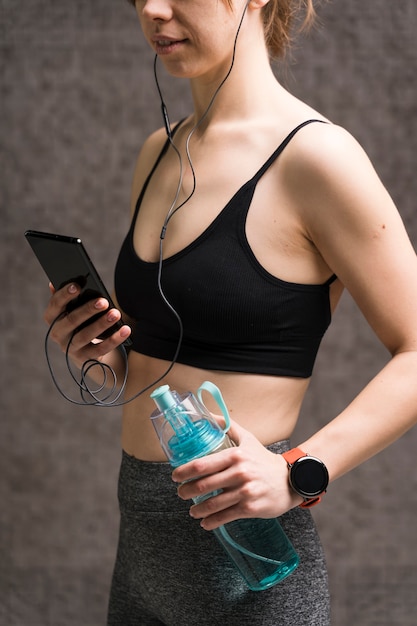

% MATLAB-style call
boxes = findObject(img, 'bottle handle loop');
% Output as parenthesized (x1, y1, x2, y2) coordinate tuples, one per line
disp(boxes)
(197, 381, 231, 434)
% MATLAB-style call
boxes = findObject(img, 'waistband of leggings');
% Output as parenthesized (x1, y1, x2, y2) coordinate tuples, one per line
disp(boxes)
(118, 439, 290, 514)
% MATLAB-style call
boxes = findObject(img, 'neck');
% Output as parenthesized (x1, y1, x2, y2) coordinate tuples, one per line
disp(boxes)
(189, 24, 281, 127)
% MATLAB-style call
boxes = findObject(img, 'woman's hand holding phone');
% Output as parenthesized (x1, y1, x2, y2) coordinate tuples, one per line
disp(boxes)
(44, 281, 131, 372)
(25, 230, 132, 375)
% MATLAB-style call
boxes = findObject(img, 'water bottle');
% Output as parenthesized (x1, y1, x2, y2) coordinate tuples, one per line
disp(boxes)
(150, 381, 299, 591)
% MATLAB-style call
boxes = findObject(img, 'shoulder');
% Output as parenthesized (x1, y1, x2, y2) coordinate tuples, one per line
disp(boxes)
(279, 121, 393, 229)
(278, 121, 416, 308)
(281, 122, 374, 190)
(134, 125, 170, 170)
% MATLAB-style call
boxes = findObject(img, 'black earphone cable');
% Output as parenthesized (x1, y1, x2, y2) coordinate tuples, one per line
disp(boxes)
(45, 309, 182, 407)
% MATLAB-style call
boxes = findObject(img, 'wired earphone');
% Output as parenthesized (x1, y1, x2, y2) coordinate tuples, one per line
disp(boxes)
(45, 0, 250, 408)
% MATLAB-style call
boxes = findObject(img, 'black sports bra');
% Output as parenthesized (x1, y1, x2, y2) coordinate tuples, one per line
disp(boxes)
(115, 119, 336, 378)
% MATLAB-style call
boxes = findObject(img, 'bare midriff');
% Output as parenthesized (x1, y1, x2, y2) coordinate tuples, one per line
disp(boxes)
(121, 351, 310, 461)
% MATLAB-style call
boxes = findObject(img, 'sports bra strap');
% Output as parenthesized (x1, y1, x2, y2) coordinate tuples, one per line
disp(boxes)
(249, 119, 327, 186)
(324, 273, 338, 286)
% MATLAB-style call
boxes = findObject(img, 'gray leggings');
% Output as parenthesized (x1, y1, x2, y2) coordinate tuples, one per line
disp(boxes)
(107, 442, 330, 626)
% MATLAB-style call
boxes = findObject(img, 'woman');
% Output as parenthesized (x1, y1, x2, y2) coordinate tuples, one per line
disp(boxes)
(44, 0, 417, 624)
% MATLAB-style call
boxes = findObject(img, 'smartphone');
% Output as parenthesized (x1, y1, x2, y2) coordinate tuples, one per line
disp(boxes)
(25, 229, 132, 346)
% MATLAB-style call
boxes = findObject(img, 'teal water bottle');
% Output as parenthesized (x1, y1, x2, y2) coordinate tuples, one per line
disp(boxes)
(150, 381, 299, 591)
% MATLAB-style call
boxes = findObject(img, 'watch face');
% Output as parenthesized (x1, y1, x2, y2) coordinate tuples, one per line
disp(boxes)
(291, 457, 329, 498)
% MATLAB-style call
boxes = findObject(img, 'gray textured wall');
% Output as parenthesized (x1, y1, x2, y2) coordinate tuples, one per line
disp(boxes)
(1, 1, 417, 624)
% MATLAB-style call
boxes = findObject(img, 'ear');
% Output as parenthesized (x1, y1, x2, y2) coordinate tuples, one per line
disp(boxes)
(248, 0, 271, 9)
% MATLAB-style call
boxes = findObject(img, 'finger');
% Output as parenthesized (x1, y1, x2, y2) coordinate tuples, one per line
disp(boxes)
(67, 304, 132, 352)
(172, 447, 236, 484)
(226, 418, 256, 447)
(199, 500, 263, 531)
(56, 282, 80, 306)
(64, 298, 113, 343)
(190, 489, 241, 522)
(44, 283, 80, 325)
(176, 461, 238, 501)
(199, 509, 249, 531)
(75, 323, 132, 359)
(48, 297, 108, 350)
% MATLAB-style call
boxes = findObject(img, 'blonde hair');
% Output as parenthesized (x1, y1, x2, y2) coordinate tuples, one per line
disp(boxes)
(125, 0, 317, 59)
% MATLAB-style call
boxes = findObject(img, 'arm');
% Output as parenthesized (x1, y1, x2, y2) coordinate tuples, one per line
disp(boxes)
(173, 124, 417, 527)
(289, 123, 417, 479)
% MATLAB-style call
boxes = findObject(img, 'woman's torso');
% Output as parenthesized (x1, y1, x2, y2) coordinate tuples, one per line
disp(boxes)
(116, 113, 343, 461)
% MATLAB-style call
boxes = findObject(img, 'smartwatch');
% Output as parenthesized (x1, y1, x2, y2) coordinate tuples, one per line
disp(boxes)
(282, 447, 329, 508)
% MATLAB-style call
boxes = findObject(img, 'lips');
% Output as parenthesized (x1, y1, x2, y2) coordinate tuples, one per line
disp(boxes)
(152, 35, 187, 55)
(156, 39, 177, 46)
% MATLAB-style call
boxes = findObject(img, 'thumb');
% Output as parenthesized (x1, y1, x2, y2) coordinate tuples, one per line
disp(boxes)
(226, 418, 253, 446)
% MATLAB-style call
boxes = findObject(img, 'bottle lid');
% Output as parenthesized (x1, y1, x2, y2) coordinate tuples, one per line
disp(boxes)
(168, 419, 225, 466)
(150, 385, 226, 466)
(151, 385, 176, 413)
